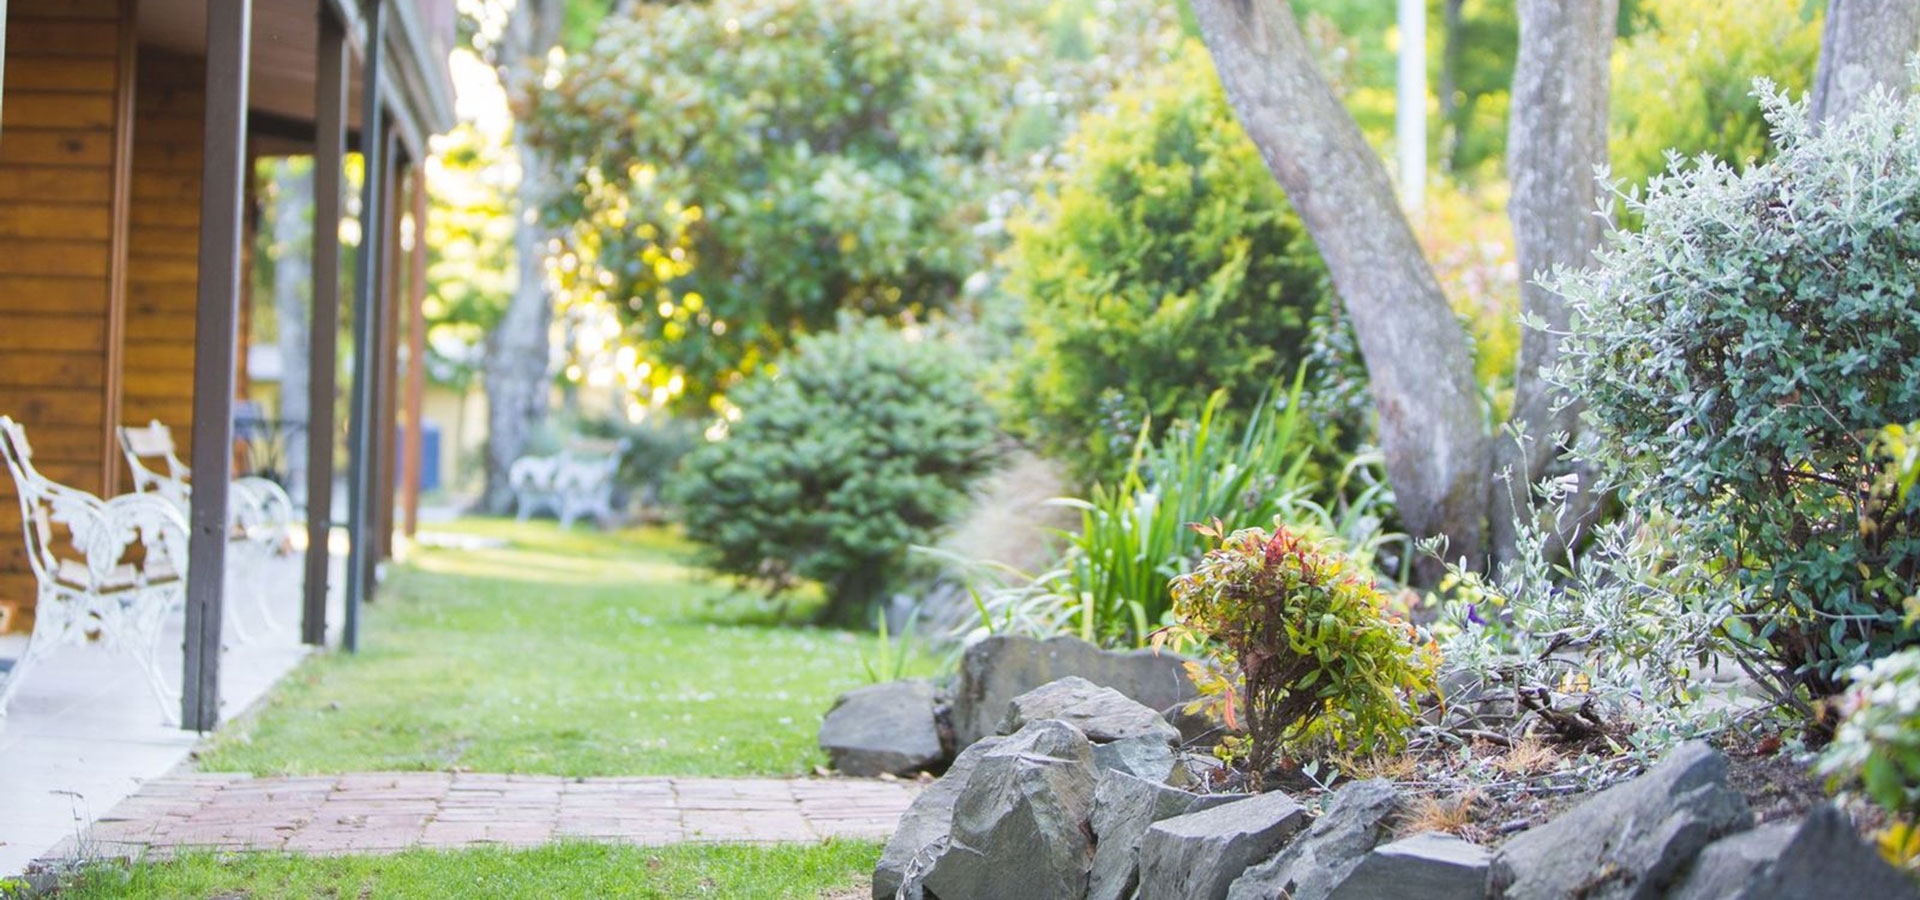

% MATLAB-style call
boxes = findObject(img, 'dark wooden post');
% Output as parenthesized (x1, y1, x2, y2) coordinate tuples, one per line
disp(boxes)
(401, 162, 428, 538)
(184, 0, 252, 731)
(344, 0, 387, 653)
(374, 137, 404, 562)
(302, 4, 348, 648)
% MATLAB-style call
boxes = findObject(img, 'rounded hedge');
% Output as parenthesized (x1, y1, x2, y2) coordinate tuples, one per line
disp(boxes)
(1002, 43, 1332, 484)
(669, 318, 998, 627)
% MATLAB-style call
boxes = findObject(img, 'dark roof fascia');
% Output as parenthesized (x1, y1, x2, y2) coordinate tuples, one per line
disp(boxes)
(322, 0, 454, 160)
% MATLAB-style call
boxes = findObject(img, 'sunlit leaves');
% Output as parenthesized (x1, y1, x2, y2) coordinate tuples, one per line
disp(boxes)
(530, 0, 1028, 412)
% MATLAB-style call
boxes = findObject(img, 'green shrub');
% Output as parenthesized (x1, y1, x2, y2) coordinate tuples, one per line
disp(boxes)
(1002, 43, 1333, 484)
(956, 377, 1402, 649)
(1550, 85, 1920, 710)
(1164, 523, 1438, 777)
(669, 319, 998, 627)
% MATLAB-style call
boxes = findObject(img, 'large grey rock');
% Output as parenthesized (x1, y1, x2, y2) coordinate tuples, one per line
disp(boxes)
(1329, 832, 1490, 900)
(1002, 676, 1181, 745)
(1088, 771, 1245, 900)
(873, 736, 1005, 900)
(1139, 791, 1309, 900)
(955, 635, 1195, 746)
(1227, 778, 1401, 900)
(1671, 804, 1919, 900)
(1492, 741, 1751, 900)
(921, 720, 1100, 900)
(1091, 734, 1179, 783)
(820, 680, 948, 778)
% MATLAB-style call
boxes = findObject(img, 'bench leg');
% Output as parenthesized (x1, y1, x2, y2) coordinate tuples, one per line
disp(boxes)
(0, 589, 79, 718)
(135, 586, 182, 727)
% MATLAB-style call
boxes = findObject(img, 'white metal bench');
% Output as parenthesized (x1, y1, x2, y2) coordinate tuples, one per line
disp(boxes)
(510, 442, 622, 529)
(0, 416, 190, 724)
(117, 420, 298, 641)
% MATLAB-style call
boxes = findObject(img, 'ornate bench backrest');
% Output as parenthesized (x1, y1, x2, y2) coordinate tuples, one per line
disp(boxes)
(118, 420, 192, 509)
(1, 416, 72, 590)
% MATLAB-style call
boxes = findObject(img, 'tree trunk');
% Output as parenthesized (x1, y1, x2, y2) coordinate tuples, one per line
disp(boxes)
(1190, 0, 1491, 576)
(271, 159, 314, 505)
(479, 132, 558, 514)
(1491, 0, 1617, 563)
(1811, 0, 1920, 126)
(1439, 0, 1465, 172)
(476, 0, 566, 515)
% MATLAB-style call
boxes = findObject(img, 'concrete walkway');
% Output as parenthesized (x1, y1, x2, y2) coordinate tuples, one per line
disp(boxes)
(49, 771, 920, 861)
(0, 583, 317, 877)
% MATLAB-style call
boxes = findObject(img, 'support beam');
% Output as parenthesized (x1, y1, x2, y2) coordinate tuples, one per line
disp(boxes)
(374, 136, 405, 562)
(0, 1, 8, 131)
(401, 162, 429, 538)
(303, 5, 348, 648)
(183, 0, 252, 732)
(344, 0, 387, 653)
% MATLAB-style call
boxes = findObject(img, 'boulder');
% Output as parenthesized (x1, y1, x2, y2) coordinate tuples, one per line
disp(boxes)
(1491, 741, 1751, 900)
(1328, 831, 1490, 900)
(1138, 790, 1309, 900)
(1671, 804, 1919, 900)
(920, 720, 1100, 900)
(1001, 676, 1181, 744)
(820, 680, 949, 778)
(1088, 771, 1244, 900)
(1227, 779, 1400, 900)
(873, 736, 1005, 900)
(1091, 734, 1179, 784)
(954, 635, 1195, 746)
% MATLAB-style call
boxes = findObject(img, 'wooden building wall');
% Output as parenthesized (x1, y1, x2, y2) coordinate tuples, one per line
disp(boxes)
(0, 0, 133, 631)
(121, 49, 203, 446)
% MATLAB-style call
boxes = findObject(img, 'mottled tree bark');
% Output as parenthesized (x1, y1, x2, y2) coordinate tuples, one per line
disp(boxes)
(1811, 0, 1920, 126)
(1190, 0, 1491, 575)
(270, 160, 314, 505)
(478, 1, 566, 514)
(1491, 0, 1617, 563)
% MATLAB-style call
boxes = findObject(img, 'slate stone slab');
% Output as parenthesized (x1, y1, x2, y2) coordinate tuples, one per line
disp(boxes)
(1227, 778, 1400, 900)
(873, 736, 1005, 900)
(1491, 741, 1751, 900)
(1138, 790, 1309, 900)
(1088, 771, 1245, 900)
(820, 680, 948, 778)
(1091, 734, 1180, 784)
(1001, 676, 1181, 745)
(1671, 803, 1920, 900)
(1329, 831, 1490, 900)
(921, 720, 1100, 900)
(954, 635, 1195, 747)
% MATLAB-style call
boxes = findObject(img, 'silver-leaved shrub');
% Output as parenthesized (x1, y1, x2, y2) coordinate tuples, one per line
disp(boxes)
(1549, 81, 1920, 712)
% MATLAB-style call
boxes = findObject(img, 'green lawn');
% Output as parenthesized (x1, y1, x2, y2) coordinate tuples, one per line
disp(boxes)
(41, 841, 880, 899)
(197, 518, 937, 777)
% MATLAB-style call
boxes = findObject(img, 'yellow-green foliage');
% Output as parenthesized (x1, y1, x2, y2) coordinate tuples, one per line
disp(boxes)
(1163, 523, 1438, 777)
(1004, 44, 1331, 484)
(1610, 0, 1821, 196)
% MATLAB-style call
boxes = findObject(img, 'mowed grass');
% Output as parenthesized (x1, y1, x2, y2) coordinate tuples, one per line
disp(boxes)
(46, 840, 882, 899)
(197, 518, 937, 777)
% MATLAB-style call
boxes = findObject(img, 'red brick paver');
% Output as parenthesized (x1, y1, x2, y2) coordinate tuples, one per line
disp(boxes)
(49, 773, 920, 861)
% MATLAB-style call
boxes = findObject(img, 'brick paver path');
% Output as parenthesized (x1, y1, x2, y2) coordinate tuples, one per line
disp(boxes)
(53, 772, 920, 859)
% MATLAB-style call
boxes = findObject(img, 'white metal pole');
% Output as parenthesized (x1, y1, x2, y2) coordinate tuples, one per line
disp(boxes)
(1396, 0, 1428, 215)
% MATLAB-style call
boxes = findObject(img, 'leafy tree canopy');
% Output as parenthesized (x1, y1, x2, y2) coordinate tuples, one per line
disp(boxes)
(530, 0, 1028, 412)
